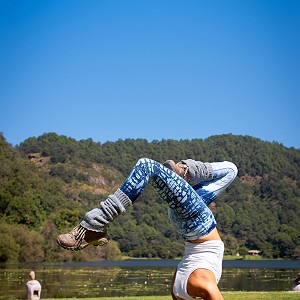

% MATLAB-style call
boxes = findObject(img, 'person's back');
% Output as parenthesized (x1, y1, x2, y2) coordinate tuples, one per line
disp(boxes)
(26, 271, 41, 300)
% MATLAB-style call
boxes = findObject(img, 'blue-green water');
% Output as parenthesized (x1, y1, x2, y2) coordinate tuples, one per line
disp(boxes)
(1, 260, 299, 299)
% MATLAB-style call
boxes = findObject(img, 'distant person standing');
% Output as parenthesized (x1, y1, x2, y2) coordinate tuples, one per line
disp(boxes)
(292, 273, 300, 292)
(26, 271, 41, 300)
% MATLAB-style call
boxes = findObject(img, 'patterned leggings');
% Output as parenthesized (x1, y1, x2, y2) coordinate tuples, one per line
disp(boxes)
(119, 158, 237, 240)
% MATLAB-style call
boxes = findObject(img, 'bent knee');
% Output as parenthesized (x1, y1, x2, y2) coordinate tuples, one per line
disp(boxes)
(223, 161, 238, 177)
(137, 157, 154, 165)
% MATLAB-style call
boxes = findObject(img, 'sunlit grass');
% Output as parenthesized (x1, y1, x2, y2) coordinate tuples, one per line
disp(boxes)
(43, 291, 300, 300)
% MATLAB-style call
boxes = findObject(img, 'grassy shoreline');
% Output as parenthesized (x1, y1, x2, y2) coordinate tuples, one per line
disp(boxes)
(122, 255, 279, 260)
(42, 291, 300, 300)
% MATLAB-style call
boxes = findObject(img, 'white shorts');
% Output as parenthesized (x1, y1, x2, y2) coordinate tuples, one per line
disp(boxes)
(173, 240, 224, 300)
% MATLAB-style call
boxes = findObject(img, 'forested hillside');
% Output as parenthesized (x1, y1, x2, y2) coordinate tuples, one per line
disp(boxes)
(0, 132, 299, 262)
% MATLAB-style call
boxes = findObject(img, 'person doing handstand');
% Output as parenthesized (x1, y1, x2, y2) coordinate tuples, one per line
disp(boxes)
(57, 158, 238, 300)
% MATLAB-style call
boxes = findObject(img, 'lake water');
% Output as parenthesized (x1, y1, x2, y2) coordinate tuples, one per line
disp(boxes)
(1, 260, 299, 299)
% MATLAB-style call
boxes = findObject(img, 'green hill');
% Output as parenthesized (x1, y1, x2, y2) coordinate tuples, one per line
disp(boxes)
(0, 132, 299, 262)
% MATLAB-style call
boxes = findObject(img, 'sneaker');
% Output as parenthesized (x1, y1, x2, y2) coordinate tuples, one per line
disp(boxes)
(163, 160, 191, 182)
(57, 225, 108, 251)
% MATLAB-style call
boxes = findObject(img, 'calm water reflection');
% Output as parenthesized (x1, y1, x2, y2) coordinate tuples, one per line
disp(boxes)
(0, 260, 299, 299)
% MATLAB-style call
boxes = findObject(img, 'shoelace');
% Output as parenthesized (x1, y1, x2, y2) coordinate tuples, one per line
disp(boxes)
(182, 165, 189, 179)
(177, 162, 189, 180)
(73, 225, 86, 245)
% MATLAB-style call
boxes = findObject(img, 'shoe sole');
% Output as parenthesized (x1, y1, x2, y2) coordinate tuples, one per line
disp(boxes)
(56, 237, 109, 251)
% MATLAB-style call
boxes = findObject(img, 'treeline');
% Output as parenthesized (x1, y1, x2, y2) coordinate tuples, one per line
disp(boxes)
(0, 132, 299, 262)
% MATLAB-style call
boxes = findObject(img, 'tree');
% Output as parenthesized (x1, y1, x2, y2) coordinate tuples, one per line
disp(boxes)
(0, 132, 299, 261)
(272, 232, 295, 258)
(0, 224, 20, 262)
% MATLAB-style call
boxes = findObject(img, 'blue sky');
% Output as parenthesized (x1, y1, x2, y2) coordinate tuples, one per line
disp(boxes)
(1, 0, 299, 148)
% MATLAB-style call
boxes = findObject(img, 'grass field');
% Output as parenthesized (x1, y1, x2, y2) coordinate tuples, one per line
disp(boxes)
(42, 291, 300, 300)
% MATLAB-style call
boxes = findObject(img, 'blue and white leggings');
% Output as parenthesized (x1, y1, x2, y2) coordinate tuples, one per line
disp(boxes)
(119, 158, 237, 240)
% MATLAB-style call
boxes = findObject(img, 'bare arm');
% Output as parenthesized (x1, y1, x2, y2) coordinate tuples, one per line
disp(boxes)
(187, 268, 224, 300)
